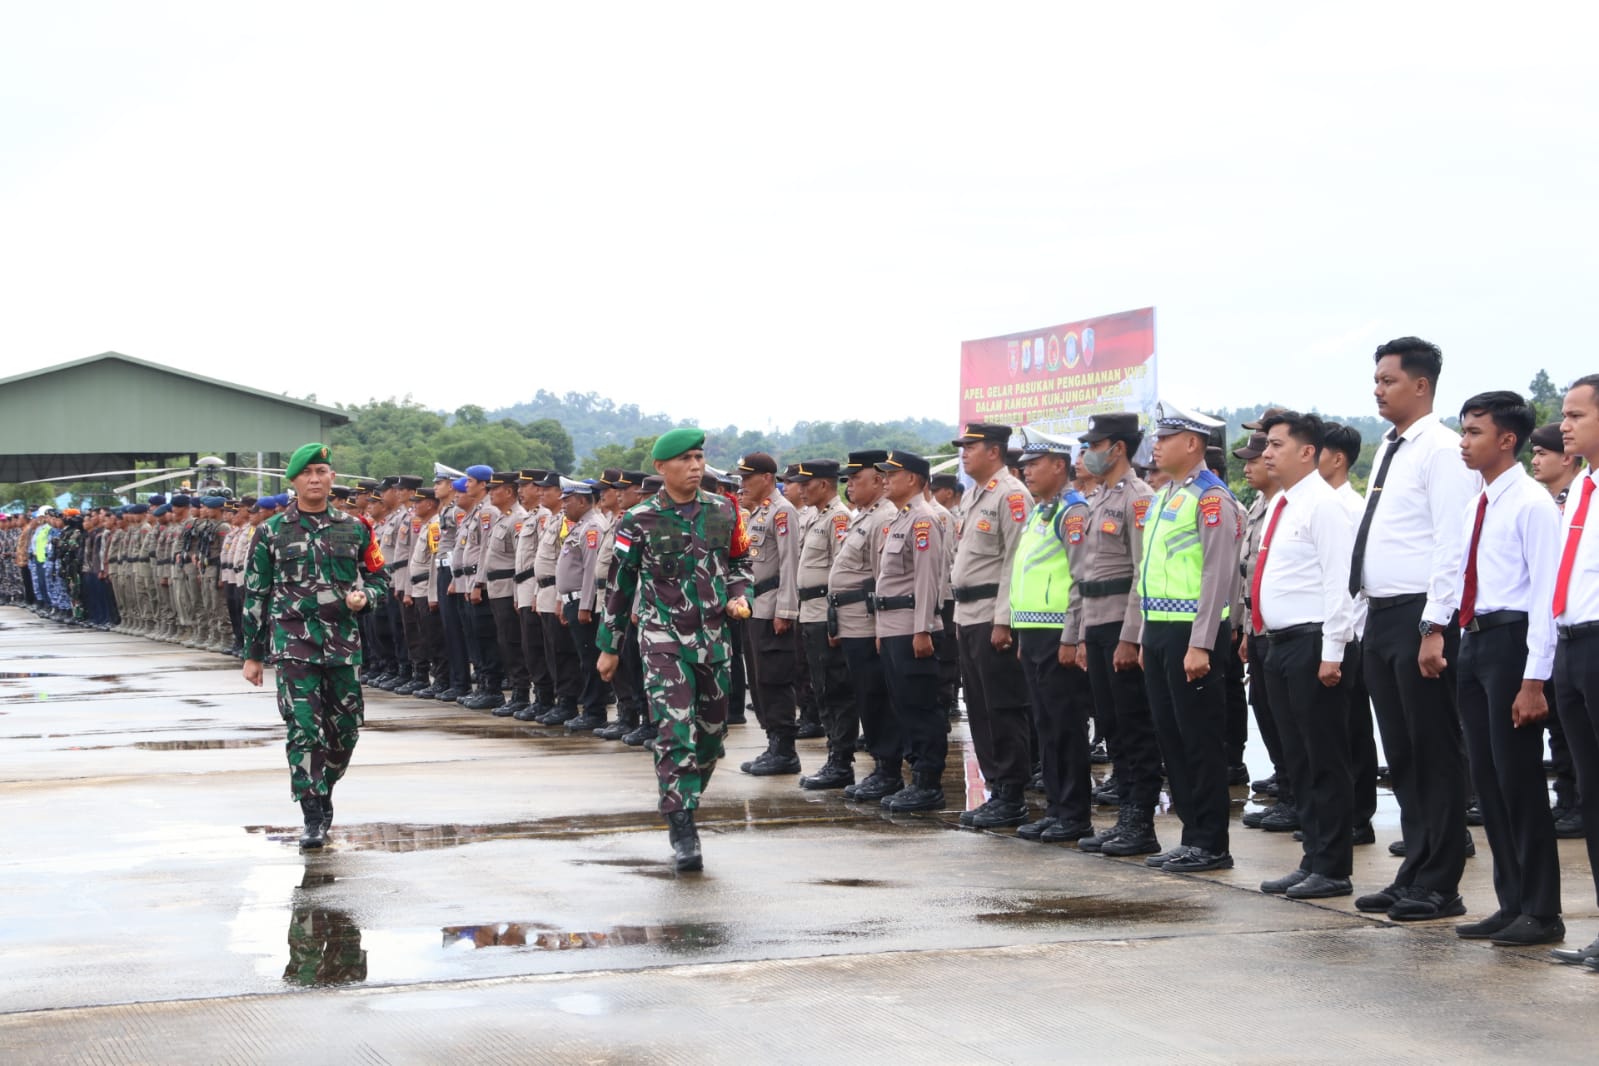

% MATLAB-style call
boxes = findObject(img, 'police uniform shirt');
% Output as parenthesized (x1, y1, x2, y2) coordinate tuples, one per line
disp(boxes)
(1355, 411, 1480, 625)
(391, 504, 416, 588)
(483, 503, 525, 600)
(1464, 465, 1560, 679)
(1144, 464, 1241, 644)
(795, 496, 851, 625)
(514, 506, 547, 611)
(1256, 471, 1356, 663)
(875, 495, 945, 638)
(449, 501, 477, 595)
(556, 507, 604, 602)
(1062, 473, 1155, 645)
(827, 496, 895, 640)
(582, 509, 618, 611)
(407, 512, 435, 600)
(925, 496, 956, 606)
(466, 499, 503, 594)
(534, 508, 564, 613)
(747, 494, 801, 622)
(950, 470, 1031, 626)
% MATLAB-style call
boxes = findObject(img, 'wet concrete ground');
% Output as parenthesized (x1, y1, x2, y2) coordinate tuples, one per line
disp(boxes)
(2, 606, 1596, 1063)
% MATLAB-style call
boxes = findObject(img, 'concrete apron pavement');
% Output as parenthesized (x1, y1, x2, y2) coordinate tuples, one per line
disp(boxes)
(1, 607, 1596, 1063)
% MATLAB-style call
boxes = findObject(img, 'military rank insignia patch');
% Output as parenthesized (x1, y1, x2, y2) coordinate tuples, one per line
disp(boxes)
(913, 518, 932, 551)
(1007, 492, 1027, 522)
(976, 518, 992, 533)
(1065, 515, 1086, 544)
(1133, 499, 1150, 528)
(585, 529, 599, 549)
(985, 477, 998, 491)
(1101, 519, 1118, 535)
(1198, 494, 1223, 526)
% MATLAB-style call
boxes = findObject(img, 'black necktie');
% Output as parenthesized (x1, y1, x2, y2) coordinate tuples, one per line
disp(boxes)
(1348, 434, 1405, 596)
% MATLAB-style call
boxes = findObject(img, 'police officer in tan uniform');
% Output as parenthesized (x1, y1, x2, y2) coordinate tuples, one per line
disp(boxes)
(480, 471, 530, 715)
(511, 470, 557, 721)
(532, 471, 582, 724)
(949, 423, 1034, 828)
(788, 460, 856, 789)
(737, 452, 804, 776)
(556, 478, 611, 731)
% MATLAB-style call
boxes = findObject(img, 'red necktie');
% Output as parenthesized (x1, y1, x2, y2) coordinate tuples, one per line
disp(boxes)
(1553, 475, 1596, 618)
(1250, 495, 1287, 636)
(1458, 492, 1488, 627)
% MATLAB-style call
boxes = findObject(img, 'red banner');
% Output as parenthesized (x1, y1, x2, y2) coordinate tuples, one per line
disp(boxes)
(959, 307, 1157, 436)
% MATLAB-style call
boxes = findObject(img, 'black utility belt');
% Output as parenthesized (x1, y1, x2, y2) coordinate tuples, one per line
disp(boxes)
(1078, 577, 1133, 598)
(1463, 609, 1527, 634)
(1558, 620, 1599, 641)
(828, 581, 876, 610)
(753, 575, 780, 597)
(409, 574, 429, 585)
(1366, 592, 1426, 611)
(1265, 622, 1322, 644)
(451, 564, 479, 577)
(952, 583, 999, 604)
(537, 576, 557, 588)
(485, 569, 514, 581)
(385, 561, 402, 572)
(513, 567, 537, 584)
(875, 594, 915, 611)
(797, 585, 829, 602)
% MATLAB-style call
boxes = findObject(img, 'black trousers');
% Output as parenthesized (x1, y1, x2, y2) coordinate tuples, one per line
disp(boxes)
(1363, 596, 1466, 896)
(1083, 621, 1162, 810)
(517, 606, 555, 705)
(728, 619, 748, 718)
(226, 585, 243, 645)
(412, 597, 444, 681)
(614, 620, 646, 726)
(380, 590, 407, 673)
(438, 578, 470, 689)
(1223, 627, 1249, 767)
(1143, 620, 1231, 855)
(1246, 632, 1291, 801)
(935, 600, 959, 712)
(391, 588, 417, 675)
(1263, 630, 1354, 879)
(842, 636, 893, 766)
(1346, 640, 1378, 827)
(801, 621, 857, 757)
(1545, 681, 1579, 810)
(1461, 622, 1561, 918)
(794, 625, 817, 725)
(453, 592, 483, 677)
(1018, 629, 1092, 824)
(560, 600, 607, 712)
(743, 617, 797, 741)
(1554, 631, 1599, 906)
(540, 610, 581, 707)
(880, 634, 947, 778)
(467, 596, 501, 685)
(956, 620, 1033, 792)
(489, 596, 528, 688)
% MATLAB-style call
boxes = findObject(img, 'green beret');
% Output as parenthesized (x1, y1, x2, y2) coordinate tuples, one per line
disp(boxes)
(285, 442, 332, 481)
(651, 427, 706, 462)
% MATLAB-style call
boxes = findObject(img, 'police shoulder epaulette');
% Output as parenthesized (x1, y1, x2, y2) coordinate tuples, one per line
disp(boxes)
(1063, 489, 1087, 508)
(1193, 469, 1232, 496)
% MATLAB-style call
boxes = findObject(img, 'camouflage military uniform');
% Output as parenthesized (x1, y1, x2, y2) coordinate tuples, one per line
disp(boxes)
(598, 488, 751, 813)
(243, 501, 388, 802)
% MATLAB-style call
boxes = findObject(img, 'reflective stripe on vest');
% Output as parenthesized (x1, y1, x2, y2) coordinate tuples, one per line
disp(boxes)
(1139, 484, 1227, 623)
(1008, 502, 1073, 628)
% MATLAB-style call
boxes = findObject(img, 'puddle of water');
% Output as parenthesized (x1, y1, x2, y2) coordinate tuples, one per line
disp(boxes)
(283, 906, 367, 986)
(134, 738, 274, 751)
(809, 878, 896, 888)
(0, 672, 56, 679)
(971, 892, 1204, 927)
(442, 921, 728, 954)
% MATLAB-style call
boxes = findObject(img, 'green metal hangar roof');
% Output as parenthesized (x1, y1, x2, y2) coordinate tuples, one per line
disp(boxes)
(0, 352, 350, 483)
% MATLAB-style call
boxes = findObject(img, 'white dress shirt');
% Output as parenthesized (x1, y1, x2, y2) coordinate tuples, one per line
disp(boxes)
(1460, 464, 1559, 680)
(1334, 480, 1369, 639)
(1258, 471, 1356, 663)
(1355, 411, 1481, 625)
(1555, 465, 1599, 626)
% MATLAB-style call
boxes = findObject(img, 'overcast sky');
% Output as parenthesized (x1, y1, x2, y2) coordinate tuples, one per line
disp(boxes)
(2, 3, 1595, 431)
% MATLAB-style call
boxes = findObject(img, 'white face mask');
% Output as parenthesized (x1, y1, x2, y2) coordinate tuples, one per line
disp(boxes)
(1082, 446, 1116, 478)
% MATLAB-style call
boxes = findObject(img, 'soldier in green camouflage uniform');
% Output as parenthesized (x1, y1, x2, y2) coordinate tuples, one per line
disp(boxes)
(243, 443, 388, 849)
(597, 428, 752, 872)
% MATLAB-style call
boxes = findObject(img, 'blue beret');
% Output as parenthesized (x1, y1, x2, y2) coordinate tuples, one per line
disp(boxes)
(148, 494, 167, 506)
(152, 504, 172, 516)
(452, 477, 468, 492)
(200, 496, 226, 508)
(127, 504, 148, 515)
(170, 494, 192, 507)
(465, 464, 494, 482)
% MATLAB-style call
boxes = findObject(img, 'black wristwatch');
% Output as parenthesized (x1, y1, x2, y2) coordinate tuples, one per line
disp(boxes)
(1418, 618, 1441, 638)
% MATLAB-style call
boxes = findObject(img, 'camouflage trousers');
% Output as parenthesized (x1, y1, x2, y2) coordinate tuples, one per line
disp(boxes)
(645, 652, 729, 814)
(274, 659, 364, 802)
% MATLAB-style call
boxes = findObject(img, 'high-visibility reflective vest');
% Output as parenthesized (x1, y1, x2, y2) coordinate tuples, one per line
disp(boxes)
(1140, 472, 1231, 623)
(1009, 492, 1085, 628)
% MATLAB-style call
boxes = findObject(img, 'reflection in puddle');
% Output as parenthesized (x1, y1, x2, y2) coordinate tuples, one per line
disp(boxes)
(0, 672, 57, 679)
(972, 892, 1203, 927)
(134, 738, 273, 751)
(283, 868, 367, 987)
(443, 922, 728, 954)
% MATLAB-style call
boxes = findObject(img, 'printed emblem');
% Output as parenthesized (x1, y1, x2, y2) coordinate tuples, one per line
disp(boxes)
(480, 513, 492, 528)
(913, 518, 932, 552)
(1198, 493, 1223, 527)
(833, 513, 849, 541)
(774, 510, 789, 536)
(1101, 519, 1119, 535)
(585, 529, 599, 549)
(1007, 492, 1027, 523)
(1065, 514, 1086, 544)
(976, 519, 993, 533)
(412, 521, 421, 533)
(514, 522, 522, 533)
(1132, 499, 1150, 528)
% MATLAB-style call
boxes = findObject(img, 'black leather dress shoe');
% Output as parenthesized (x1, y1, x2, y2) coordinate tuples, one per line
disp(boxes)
(1356, 884, 1405, 913)
(1285, 873, 1353, 899)
(1016, 816, 1059, 841)
(1351, 822, 1376, 846)
(1388, 839, 1407, 857)
(1260, 869, 1310, 894)
(1145, 844, 1191, 868)
(1041, 821, 1093, 844)
(1456, 910, 1514, 939)
(1388, 890, 1466, 921)
(1550, 936, 1599, 964)
(1162, 849, 1233, 873)
(1490, 914, 1565, 947)
(1555, 808, 1585, 838)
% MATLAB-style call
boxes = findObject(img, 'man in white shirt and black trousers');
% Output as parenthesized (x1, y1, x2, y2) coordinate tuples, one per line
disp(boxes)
(1450, 390, 1563, 947)
(1351, 337, 1479, 922)
(1252, 411, 1358, 899)
(1551, 374, 1599, 968)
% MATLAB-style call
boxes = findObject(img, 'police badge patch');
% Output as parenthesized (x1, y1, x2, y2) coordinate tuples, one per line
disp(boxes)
(913, 518, 932, 551)
(1065, 514, 1086, 544)
(1198, 494, 1224, 527)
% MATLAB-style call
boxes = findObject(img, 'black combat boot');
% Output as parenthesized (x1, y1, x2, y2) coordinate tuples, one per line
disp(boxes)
(1093, 776, 1121, 806)
(298, 795, 327, 850)
(967, 783, 1028, 829)
(623, 721, 655, 746)
(513, 699, 547, 722)
(801, 752, 855, 790)
(666, 810, 703, 872)
(538, 701, 578, 725)
(1101, 806, 1161, 856)
(320, 785, 335, 835)
(884, 769, 945, 812)
(566, 704, 608, 732)
(475, 680, 505, 711)
(458, 679, 490, 709)
(497, 686, 529, 717)
(743, 735, 802, 776)
(1079, 805, 1133, 853)
(395, 670, 427, 696)
(843, 759, 904, 801)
